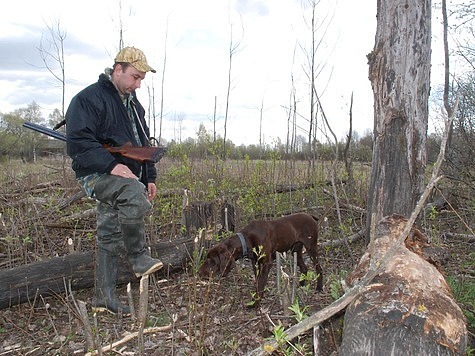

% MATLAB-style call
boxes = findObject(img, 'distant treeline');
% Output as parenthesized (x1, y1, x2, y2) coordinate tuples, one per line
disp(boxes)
(0, 102, 446, 164)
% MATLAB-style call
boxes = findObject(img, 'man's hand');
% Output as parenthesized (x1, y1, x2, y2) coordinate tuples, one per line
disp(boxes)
(147, 182, 157, 201)
(111, 163, 137, 179)
(110, 164, 154, 200)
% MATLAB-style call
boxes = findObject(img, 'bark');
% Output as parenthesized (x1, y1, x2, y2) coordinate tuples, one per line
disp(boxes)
(0, 238, 195, 310)
(366, 0, 431, 233)
(340, 215, 467, 355)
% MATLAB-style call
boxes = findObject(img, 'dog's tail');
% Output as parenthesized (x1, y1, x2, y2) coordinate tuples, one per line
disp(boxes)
(310, 214, 319, 223)
(308, 214, 322, 233)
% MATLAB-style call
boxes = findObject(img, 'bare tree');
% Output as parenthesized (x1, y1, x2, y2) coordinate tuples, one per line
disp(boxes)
(258, 96, 264, 148)
(284, 75, 298, 177)
(306, 1, 318, 165)
(451, 2, 475, 70)
(436, 0, 475, 209)
(222, 23, 241, 160)
(147, 85, 155, 137)
(285, 73, 297, 163)
(212, 96, 218, 145)
(117, 0, 124, 50)
(38, 19, 67, 119)
(442, 0, 453, 120)
(157, 20, 169, 144)
(146, 26, 166, 145)
(365, 0, 431, 235)
(300, 0, 334, 171)
(174, 112, 185, 144)
(343, 92, 354, 187)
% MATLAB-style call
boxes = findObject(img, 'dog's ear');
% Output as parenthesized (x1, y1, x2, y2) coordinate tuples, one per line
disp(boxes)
(198, 257, 211, 277)
(222, 257, 236, 276)
(198, 248, 220, 278)
(218, 247, 236, 276)
(200, 244, 236, 278)
(208, 249, 223, 274)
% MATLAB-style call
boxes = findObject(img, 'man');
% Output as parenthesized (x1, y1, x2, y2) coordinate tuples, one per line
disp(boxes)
(66, 47, 163, 315)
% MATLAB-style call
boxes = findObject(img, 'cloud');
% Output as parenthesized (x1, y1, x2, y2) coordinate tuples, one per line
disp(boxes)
(235, 0, 270, 16)
(0, 34, 43, 71)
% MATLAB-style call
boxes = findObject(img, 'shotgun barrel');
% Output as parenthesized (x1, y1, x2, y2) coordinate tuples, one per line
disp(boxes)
(22, 122, 66, 141)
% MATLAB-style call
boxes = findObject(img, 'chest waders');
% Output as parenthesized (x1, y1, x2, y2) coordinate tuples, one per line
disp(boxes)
(91, 176, 163, 315)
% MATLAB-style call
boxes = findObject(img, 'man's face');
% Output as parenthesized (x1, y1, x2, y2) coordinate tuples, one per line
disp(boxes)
(114, 64, 146, 96)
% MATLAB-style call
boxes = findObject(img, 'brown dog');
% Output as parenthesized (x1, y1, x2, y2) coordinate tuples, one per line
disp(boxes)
(198, 213, 323, 302)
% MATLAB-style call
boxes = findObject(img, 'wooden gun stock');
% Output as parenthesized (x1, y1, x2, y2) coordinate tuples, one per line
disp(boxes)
(104, 142, 168, 163)
(22, 122, 167, 164)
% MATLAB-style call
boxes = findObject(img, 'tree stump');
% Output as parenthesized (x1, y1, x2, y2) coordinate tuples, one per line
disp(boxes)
(340, 215, 467, 355)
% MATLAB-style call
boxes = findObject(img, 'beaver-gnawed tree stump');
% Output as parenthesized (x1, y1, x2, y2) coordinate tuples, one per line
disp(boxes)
(340, 215, 467, 355)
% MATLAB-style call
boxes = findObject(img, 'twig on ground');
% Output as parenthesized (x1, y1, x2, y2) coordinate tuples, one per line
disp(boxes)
(137, 275, 149, 353)
(65, 279, 96, 353)
(84, 324, 172, 356)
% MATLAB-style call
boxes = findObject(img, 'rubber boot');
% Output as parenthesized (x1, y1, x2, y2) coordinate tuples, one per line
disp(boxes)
(121, 222, 163, 277)
(91, 248, 131, 315)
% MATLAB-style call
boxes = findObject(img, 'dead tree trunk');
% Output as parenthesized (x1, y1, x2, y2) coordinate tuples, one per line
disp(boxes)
(0, 238, 195, 310)
(365, 0, 431, 235)
(340, 215, 467, 355)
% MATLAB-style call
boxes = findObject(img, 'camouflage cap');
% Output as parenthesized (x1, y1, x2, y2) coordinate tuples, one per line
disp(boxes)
(114, 46, 156, 73)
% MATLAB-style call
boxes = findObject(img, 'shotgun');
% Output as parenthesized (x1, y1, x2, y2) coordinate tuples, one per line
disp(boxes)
(22, 121, 167, 164)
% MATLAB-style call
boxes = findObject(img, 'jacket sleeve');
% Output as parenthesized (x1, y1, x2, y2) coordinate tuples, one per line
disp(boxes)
(146, 162, 157, 183)
(66, 94, 118, 174)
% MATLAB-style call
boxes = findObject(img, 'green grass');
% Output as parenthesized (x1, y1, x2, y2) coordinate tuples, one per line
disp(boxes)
(447, 274, 475, 333)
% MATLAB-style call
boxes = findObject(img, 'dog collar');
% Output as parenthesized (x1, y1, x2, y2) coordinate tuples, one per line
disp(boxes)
(237, 232, 248, 258)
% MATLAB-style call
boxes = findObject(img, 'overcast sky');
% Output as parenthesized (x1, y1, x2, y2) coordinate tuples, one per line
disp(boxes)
(0, 0, 404, 146)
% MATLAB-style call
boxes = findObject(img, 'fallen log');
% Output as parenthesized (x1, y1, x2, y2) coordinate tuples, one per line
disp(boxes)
(443, 232, 475, 243)
(319, 229, 364, 248)
(0, 237, 195, 310)
(340, 215, 467, 355)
